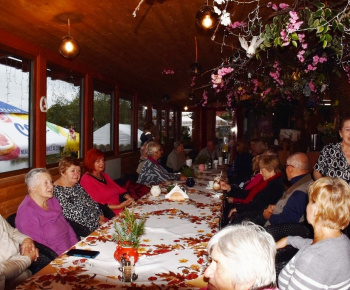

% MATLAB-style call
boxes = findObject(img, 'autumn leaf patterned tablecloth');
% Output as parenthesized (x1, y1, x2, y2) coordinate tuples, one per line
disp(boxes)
(17, 170, 224, 290)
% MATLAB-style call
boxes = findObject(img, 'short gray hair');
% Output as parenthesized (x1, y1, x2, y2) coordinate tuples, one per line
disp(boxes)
(173, 141, 182, 149)
(287, 152, 309, 171)
(146, 141, 161, 157)
(25, 168, 50, 188)
(207, 222, 276, 288)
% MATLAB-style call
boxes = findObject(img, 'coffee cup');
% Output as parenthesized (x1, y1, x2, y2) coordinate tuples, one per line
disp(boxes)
(185, 159, 192, 167)
(208, 180, 214, 189)
(218, 157, 223, 165)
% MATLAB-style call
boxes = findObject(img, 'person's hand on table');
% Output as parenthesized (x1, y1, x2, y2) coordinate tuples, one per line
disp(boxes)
(263, 205, 275, 220)
(227, 197, 234, 203)
(219, 181, 231, 191)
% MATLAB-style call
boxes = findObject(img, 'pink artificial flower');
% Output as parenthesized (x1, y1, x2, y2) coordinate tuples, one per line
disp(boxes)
(309, 81, 316, 92)
(272, 4, 278, 11)
(230, 21, 246, 29)
(298, 33, 305, 42)
(289, 11, 298, 20)
(302, 43, 308, 49)
(273, 61, 280, 69)
(279, 3, 289, 10)
(319, 56, 327, 63)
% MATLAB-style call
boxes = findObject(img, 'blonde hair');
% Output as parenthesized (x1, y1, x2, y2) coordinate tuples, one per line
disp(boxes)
(258, 155, 280, 173)
(308, 177, 350, 230)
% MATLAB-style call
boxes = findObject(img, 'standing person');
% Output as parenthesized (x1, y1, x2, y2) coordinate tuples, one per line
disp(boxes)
(137, 141, 186, 186)
(16, 168, 78, 255)
(0, 215, 38, 289)
(313, 116, 350, 184)
(196, 140, 222, 162)
(277, 177, 350, 289)
(227, 139, 253, 185)
(140, 121, 155, 146)
(80, 148, 134, 215)
(166, 141, 186, 172)
(54, 156, 107, 233)
(264, 152, 313, 226)
(204, 222, 277, 290)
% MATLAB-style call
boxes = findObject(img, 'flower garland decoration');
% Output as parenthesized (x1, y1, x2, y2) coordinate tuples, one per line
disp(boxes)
(193, 0, 350, 111)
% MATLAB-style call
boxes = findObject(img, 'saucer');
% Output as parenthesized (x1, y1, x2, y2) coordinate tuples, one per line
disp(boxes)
(206, 186, 213, 189)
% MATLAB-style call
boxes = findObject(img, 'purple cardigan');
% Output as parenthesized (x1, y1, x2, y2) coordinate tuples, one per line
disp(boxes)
(15, 195, 78, 255)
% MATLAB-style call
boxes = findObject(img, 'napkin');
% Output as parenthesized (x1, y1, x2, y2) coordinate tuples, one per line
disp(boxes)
(165, 184, 189, 201)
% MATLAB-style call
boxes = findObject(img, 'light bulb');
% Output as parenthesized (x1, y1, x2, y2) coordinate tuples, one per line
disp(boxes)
(64, 41, 74, 52)
(202, 15, 213, 28)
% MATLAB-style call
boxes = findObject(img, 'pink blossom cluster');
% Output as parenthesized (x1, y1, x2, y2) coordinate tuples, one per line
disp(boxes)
(305, 55, 327, 73)
(226, 92, 233, 107)
(296, 33, 308, 63)
(260, 87, 271, 100)
(252, 79, 259, 93)
(229, 21, 247, 29)
(309, 81, 316, 92)
(190, 76, 196, 87)
(269, 61, 284, 86)
(211, 67, 233, 89)
(267, 2, 289, 11)
(287, 11, 303, 33)
(344, 66, 350, 83)
(280, 29, 290, 46)
(162, 69, 174, 75)
(202, 90, 208, 106)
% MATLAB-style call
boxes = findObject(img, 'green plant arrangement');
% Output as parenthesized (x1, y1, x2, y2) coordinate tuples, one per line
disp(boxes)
(113, 207, 146, 248)
(194, 154, 208, 165)
(181, 165, 194, 177)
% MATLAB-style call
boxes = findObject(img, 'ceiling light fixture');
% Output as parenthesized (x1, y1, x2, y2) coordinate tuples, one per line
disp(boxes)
(190, 36, 202, 75)
(59, 19, 80, 59)
(196, 1, 218, 30)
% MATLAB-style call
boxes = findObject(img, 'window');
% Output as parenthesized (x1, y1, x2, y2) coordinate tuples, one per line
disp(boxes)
(0, 53, 31, 173)
(181, 111, 193, 147)
(46, 65, 82, 164)
(161, 109, 167, 144)
(93, 82, 113, 152)
(119, 93, 134, 151)
(169, 109, 175, 140)
(137, 104, 147, 148)
(215, 110, 235, 149)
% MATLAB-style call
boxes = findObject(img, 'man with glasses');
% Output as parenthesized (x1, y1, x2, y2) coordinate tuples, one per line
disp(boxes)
(263, 152, 313, 226)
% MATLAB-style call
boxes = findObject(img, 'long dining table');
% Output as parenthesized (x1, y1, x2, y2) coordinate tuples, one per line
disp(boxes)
(17, 169, 225, 289)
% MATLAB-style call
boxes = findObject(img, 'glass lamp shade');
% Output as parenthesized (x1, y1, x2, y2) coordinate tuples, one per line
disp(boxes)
(196, 6, 218, 29)
(59, 36, 80, 58)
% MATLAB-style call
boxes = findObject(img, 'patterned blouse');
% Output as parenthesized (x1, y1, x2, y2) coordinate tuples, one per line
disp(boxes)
(137, 157, 180, 186)
(314, 142, 350, 184)
(53, 183, 102, 232)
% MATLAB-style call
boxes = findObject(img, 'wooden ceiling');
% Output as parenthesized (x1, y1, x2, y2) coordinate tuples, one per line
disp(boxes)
(0, 0, 289, 107)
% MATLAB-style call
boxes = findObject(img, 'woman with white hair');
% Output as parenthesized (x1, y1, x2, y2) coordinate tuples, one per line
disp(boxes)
(277, 177, 350, 289)
(16, 168, 78, 255)
(137, 141, 186, 185)
(204, 222, 277, 290)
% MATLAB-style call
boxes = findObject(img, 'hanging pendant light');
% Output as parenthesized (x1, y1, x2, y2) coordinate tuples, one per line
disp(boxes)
(59, 19, 80, 59)
(190, 36, 202, 75)
(196, 1, 218, 30)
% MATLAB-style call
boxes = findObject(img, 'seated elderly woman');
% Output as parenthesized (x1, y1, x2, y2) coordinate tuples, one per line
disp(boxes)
(0, 215, 38, 289)
(137, 141, 186, 185)
(277, 177, 350, 289)
(80, 148, 134, 215)
(166, 141, 186, 172)
(54, 156, 107, 234)
(16, 168, 78, 256)
(221, 155, 284, 225)
(205, 222, 277, 290)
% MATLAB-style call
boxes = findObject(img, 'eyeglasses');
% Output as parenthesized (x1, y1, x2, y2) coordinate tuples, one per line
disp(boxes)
(286, 164, 294, 168)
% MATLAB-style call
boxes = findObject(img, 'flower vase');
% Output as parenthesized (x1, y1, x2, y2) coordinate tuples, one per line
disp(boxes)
(186, 177, 195, 187)
(114, 246, 139, 264)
